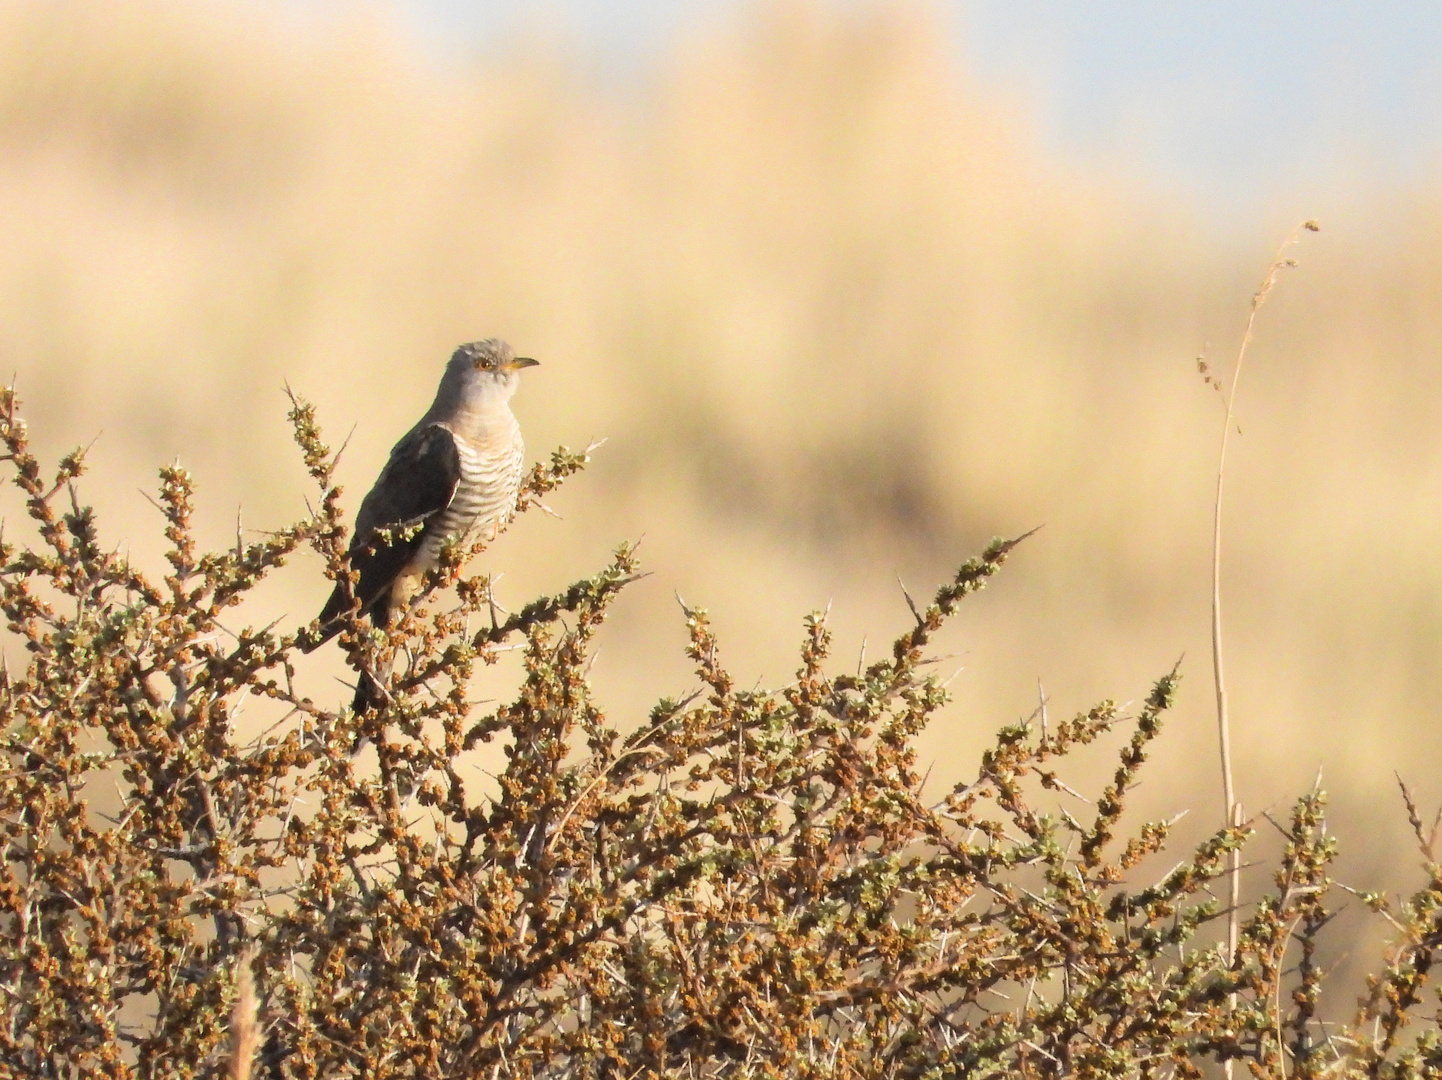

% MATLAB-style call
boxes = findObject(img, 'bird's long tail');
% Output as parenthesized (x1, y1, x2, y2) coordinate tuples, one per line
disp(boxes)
(298, 581, 363, 654)
(352, 669, 384, 716)
(349, 599, 392, 722)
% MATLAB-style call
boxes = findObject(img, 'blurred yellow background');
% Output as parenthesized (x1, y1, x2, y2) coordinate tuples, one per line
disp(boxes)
(3, 0, 1441, 953)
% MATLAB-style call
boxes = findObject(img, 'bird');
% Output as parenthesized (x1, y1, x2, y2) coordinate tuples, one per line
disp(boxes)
(300, 339, 538, 711)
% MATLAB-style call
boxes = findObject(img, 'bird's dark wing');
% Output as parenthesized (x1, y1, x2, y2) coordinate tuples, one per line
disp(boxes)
(301, 423, 461, 651)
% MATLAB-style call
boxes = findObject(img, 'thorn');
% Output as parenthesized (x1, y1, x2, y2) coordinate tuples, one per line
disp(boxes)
(1045, 774, 1091, 803)
(917, 760, 935, 794)
(335, 423, 357, 468)
(1037, 678, 1049, 741)
(896, 573, 925, 627)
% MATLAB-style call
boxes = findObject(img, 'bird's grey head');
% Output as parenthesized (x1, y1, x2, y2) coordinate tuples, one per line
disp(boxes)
(438, 338, 539, 410)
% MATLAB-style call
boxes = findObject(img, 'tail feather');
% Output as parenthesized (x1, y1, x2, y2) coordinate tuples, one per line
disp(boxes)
(352, 669, 384, 715)
(300, 581, 393, 726)
(349, 598, 392, 718)
(298, 582, 386, 654)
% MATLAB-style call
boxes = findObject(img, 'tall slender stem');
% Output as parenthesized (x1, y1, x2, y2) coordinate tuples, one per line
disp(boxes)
(1209, 222, 1318, 1078)
(1213, 304, 1246, 962)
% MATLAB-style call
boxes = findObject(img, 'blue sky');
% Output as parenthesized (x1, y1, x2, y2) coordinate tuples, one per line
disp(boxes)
(391, 1, 1442, 224)
(955, 3, 1442, 217)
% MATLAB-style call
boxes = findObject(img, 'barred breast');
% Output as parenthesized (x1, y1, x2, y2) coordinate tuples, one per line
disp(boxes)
(414, 420, 526, 575)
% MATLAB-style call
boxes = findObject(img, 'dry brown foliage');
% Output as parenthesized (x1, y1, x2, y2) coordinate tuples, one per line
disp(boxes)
(4, 390, 1442, 1078)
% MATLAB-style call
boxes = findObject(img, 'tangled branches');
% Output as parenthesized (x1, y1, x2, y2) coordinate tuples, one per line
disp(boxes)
(1, 388, 1439, 1078)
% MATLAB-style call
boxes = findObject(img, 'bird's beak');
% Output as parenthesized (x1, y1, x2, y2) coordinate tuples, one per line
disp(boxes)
(505, 357, 540, 371)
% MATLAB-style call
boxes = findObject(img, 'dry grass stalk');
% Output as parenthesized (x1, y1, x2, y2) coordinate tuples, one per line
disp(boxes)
(228, 951, 259, 1080)
(1206, 220, 1320, 1079)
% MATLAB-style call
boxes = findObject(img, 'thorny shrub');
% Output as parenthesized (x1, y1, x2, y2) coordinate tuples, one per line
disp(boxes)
(3, 386, 1442, 1079)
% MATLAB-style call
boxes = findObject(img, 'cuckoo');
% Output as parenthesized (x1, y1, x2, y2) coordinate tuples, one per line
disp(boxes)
(301, 339, 538, 709)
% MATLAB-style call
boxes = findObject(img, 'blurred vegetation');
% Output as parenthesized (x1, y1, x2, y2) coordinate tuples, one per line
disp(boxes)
(2, 0, 1442, 1012)
(9, 387, 1442, 1077)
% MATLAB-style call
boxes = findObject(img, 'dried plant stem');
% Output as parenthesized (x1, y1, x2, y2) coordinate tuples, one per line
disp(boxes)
(229, 951, 258, 1080)
(1210, 222, 1319, 1036)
